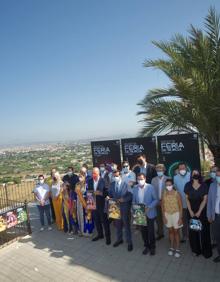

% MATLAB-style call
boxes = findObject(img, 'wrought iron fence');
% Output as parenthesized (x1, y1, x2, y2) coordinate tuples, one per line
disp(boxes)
(0, 182, 34, 247)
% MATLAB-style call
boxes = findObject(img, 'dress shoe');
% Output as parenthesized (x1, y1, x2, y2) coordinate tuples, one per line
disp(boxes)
(213, 256, 220, 263)
(142, 247, 149, 255)
(106, 238, 111, 245)
(92, 235, 104, 242)
(128, 244, 133, 252)
(113, 240, 123, 247)
(150, 249, 156, 256)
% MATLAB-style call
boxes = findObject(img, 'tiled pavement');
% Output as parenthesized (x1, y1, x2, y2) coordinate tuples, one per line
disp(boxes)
(0, 204, 220, 282)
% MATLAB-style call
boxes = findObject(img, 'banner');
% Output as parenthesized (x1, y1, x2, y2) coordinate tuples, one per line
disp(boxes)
(121, 137, 157, 168)
(91, 140, 121, 167)
(157, 133, 201, 177)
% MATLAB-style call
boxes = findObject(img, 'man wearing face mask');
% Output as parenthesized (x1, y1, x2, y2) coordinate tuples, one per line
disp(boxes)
(121, 161, 136, 187)
(88, 167, 111, 245)
(133, 154, 157, 184)
(207, 168, 220, 263)
(151, 164, 168, 240)
(108, 163, 118, 183)
(133, 173, 158, 255)
(62, 166, 79, 191)
(108, 170, 133, 251)
(174, 162, 191, 243)
(34, 175, 52, 231)
(205, 166, 217, 190)
(99, 163, 110, 189)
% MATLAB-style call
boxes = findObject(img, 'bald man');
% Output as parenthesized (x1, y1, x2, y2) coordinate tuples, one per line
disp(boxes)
(88, 167, 111, 245)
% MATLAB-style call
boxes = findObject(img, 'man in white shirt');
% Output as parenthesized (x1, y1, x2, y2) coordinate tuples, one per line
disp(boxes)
(121, 161, 136, 187)
(151, 164, 168, 240)
(33, 175, 52, 231)
(207, 169, 220, 263)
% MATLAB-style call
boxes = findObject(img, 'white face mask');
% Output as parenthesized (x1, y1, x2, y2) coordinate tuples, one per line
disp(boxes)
(166, 185, 173, 191)
(114, 176, 120, 182)
(68, 172, 73, 176)
(100, 167, 105, 172)
(39, 179, 44, 184)
(123, 167, 129, 173)
(138, 179, 145, 186)
(179, 169, 186, 176)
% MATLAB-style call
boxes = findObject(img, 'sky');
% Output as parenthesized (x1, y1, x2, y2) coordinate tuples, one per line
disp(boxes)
(0, 0, 220, 145)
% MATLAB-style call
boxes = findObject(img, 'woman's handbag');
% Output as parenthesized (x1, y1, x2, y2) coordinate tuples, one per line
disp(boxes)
(189, 218, 202, 231)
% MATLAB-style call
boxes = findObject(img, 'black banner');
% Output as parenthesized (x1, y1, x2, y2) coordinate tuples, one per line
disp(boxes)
(121, 137, 157, 168)
(157, 133, 201, 177)
(91, 140, 121, 167)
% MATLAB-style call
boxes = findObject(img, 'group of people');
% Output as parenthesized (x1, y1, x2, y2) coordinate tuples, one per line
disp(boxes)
(33, 154, 220, 263)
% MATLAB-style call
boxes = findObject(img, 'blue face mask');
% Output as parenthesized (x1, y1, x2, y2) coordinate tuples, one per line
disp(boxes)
(216, 176, 220, 184)
(157, 171, 164, 177)
(210, 172, 216, 179)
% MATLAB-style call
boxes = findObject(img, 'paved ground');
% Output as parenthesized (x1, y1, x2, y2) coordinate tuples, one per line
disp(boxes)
(0, 204, 220, 282)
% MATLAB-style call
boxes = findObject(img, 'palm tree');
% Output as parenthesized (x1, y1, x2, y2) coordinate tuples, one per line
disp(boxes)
(137, 7, 220, 166)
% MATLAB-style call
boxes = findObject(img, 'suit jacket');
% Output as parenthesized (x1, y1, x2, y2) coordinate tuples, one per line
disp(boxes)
(88, 177, 107, 212)
(132, 183, 158, 219)
(108, 181, 132, 208)
(207, 180, 219, 220)
(133, 163, 157, 183)
(151, 175, 168, 201)
(100, 171, 111, 189)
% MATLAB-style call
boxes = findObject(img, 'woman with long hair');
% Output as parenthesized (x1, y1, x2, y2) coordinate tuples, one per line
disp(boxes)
(51, 172, 63, 230)
(184, 169, 212, 258)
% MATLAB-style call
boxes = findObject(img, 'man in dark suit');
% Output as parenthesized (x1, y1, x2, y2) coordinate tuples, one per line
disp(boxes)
(108, 169, 133, 251)
(133, 154, 157, 184)
(88, 167, 111, 245)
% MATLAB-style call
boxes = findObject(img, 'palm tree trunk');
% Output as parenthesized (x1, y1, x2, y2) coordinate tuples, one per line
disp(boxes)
(209, 144, 220, 167)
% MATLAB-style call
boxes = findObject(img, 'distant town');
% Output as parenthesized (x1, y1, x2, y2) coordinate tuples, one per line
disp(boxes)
(0, 141, 92, 184)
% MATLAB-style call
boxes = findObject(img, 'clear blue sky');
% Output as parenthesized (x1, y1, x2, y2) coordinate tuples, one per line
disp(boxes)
(0, 0, 220, 145)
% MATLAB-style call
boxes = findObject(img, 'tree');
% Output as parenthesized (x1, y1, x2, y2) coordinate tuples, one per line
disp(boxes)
(137, 7, 220, 166)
